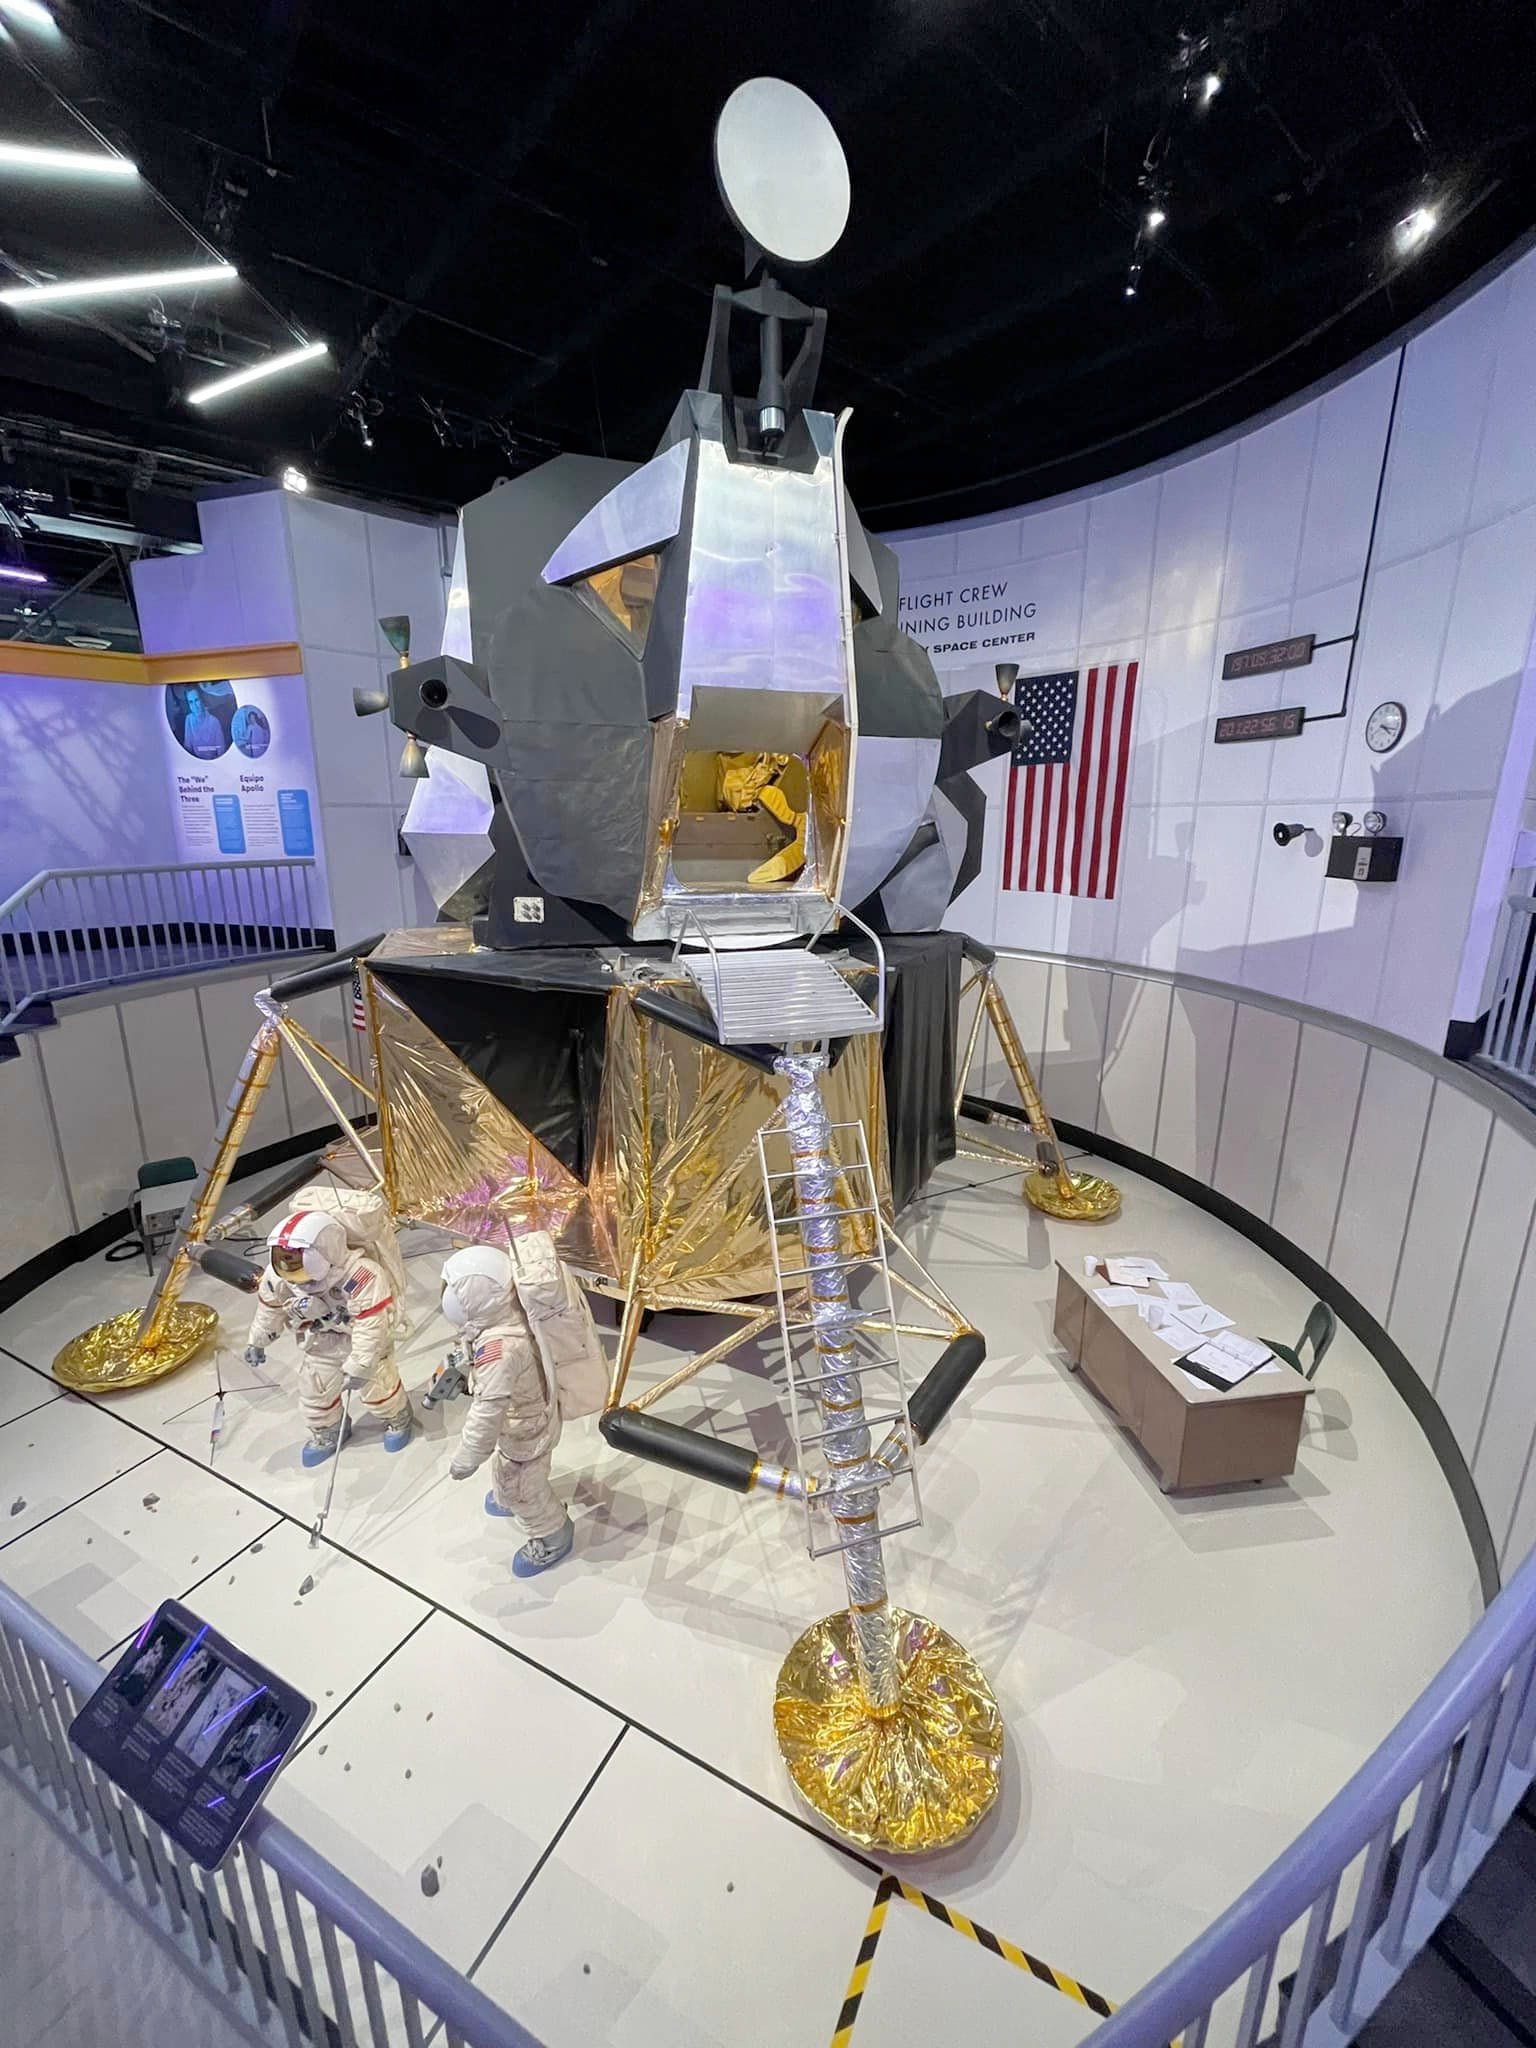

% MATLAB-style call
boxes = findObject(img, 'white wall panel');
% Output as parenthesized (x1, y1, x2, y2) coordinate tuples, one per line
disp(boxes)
(1147, 444, 1234, 634)
(1343, 541, 1461, 807)
(1153, 986, 1234, 1183)
(118, 985, 217, 1164)
(1176, 803, 1264, 984)
(305, 648, 396, 807)
(365, 514, 449, 656)
(0, 1037, 74, 1271)
(1470, 246, 1536, 527)
(987, 952, 1050, 1111)
(1472, 1223, 1536, 1558)
(1264, 641, 1351, 809)
(1435, 1122, 1536, 1454)
(1096, 973, 1170, 1153)
(1128, 622, 1215, 809)
(1421, 503, 1536, 798)
(196, 975, 291, 1153)
(1016, 497, 1089, 561)
(1004, 546, 1085, 659)
(35, 1004, 140, 1226)
(888, 531, 957, 579)
(1240, 825, 1325, 1001)
(1221, 402, 1316, 616)
(1294, 356, 1397, 598)
(1503, 1453, 1536, 1574)
(1373, 797, 1496, 1047)
(1376, 280, 1508, 567)
(1113, 804, 1194, 970)
(1271, 1023, 1366, 1264)
(1205, 603, 1292, 805)
(1081, 476, 1159, 642)
(287, 495, 376, 653)
(1039, 963, 1111, 1129)
(218, 494, 300, 647)
(1211, 1003, 1299, 1221)
(1385, 1084, 1490, 1370)
(1328, 1050, 1433, 1323)
(1304, 802, 1397, 1030)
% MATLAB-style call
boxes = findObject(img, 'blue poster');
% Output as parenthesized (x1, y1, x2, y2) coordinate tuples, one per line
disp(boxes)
(212, 794, 246, 854)
(278, 788, 314, 857)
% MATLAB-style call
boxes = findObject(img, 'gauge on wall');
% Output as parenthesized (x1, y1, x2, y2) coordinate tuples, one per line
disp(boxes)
(1365, 700, 1406, 753)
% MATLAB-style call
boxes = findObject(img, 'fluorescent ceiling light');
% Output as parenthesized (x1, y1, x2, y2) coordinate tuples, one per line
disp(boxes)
(0, 261, 237, 308)
(1394, 205, 1438, 254)
(0, 140, 138, 178)
(280, 465, 309, 493)
(186, 339, 330, 408)
(0, 0, 60, 31)
(0, 563, 47, 584)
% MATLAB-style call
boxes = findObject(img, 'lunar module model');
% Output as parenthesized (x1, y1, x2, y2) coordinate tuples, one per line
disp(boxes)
(57, 80, 1117, 1853)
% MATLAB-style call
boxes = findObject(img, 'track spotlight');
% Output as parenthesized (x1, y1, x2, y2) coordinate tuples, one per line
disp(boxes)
(399, 735, 430, 779)
(0, 141, 138, 178)
(187, 340, 330, 408)
(0, 0, 60, 31)
(0, 262, 238, 309)
(1200, 72, 1222, 104)
(280, 465, 308, 493)
(1145, 207, 1166, 231)
(1393, 206, 1438, 255)
(0, 563, 46, 584)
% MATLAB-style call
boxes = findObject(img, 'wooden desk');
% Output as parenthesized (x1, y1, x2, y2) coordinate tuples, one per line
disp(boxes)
(1053, 1259, 1309, 1491)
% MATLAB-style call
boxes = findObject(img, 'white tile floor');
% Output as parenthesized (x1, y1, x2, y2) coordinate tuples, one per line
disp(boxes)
(0, 1146, 1484, 2045)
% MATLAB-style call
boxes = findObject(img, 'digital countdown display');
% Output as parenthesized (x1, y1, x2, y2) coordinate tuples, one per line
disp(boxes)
(1221, 633, 1316, 681)
(1213, 705, 1306, 744)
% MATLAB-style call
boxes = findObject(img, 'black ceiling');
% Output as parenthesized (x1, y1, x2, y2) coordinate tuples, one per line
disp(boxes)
(2, 0, 1535, 542)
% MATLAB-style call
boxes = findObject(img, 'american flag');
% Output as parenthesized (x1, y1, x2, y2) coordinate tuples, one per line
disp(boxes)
(350, 968, 368, 1033)
(1002, 663, 1138, 898)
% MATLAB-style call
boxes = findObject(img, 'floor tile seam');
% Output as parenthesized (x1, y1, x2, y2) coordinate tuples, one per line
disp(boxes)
(93, 1509, 296, 1665)
(285, 1607, 436, 1759)
(0, 1444, 164, 1559)
(0, 1390, 66, 1433)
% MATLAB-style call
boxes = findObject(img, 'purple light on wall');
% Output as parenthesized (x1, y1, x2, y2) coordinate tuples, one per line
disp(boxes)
(0, 565, 47, 585)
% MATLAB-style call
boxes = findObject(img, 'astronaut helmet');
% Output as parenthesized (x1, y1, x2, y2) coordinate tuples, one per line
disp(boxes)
(440, 1246, 514, 1336)
(267, 1210, 349, 1287)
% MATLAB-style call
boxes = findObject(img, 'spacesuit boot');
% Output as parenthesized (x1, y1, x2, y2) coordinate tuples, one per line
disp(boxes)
(511, 1513, 575, 1577)
(382, 1408, 416, 1453)
(301, 1415, 353, 1468)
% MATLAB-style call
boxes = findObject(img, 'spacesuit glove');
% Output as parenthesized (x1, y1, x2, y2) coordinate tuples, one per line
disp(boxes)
(243, 1345, 266, 1368)
(449, 1452, 480, 1481)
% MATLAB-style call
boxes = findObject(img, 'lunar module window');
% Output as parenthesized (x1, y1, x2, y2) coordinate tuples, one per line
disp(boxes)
(570, 552, 658, 654)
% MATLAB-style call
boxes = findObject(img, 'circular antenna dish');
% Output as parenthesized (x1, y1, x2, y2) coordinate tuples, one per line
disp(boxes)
(714, 77, 850, 267)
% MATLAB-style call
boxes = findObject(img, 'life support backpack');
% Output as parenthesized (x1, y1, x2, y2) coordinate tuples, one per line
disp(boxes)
(290, 1183, 408, 1307)
(509, 1229, 606, 1420)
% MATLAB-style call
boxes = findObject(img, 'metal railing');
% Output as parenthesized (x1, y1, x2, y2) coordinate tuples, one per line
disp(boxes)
(0, 1577, 540, 2048)
(1483, 893, 1536, 1081)
(0, 861, 321, 1032)
(1088, 1538, 1536, 2046)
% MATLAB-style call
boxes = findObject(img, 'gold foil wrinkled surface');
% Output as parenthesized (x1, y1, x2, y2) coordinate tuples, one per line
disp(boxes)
(53, 1303, 218, 1391)
(774, 1606, 1004, 1853)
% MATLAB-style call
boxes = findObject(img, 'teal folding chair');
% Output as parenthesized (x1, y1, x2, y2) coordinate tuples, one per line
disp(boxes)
(1264, 1300, 1336, 1382)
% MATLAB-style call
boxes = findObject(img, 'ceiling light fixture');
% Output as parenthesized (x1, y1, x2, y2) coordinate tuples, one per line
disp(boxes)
(0, 0, 60, 32)
(1394, 205, 1438, 255)
(1145, 207, 1166, 231)
(186, 339, 330, 408)
(280, 465, 309, 493)
(0, 141, 138, 178)
(0, 562, 47, 584)
(1, 261, 238, 309)
(1201, 71, 1222, 104)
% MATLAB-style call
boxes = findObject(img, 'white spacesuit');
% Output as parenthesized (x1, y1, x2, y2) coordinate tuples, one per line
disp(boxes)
(440, 1245, 573, 1577)
(245, 1208, 414, 1465)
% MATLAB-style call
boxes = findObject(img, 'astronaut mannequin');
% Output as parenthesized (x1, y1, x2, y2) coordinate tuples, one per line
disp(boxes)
(245, 1208, 415, 1465)
(439, 1245, 574, 1577)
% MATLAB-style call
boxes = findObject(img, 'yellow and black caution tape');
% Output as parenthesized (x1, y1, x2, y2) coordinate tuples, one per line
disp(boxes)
(831, 1873, 1115, 2046)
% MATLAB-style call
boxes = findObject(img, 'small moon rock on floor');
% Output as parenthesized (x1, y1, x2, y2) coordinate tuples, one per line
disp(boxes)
(9, 1499, 24, 1516)
(142, 1494, 160, 1510)
(297, 1575, 315, 1597)
(420, 1867, 440, 1897)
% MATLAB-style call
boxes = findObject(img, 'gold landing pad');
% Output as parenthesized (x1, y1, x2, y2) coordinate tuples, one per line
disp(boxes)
(52, 1304, 218, 1393)
(1024, 1168, 1121, 1221)
(774, 1607, 1003, 1854)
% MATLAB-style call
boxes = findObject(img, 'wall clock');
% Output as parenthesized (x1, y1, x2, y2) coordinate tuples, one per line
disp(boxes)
(1365, 700, 1406, 753)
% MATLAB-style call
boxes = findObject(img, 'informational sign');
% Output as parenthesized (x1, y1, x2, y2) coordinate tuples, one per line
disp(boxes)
(1220, 633, 1315, 681)
(1213, 705, 1306, 744)
(70, 1599, 312, 1870)
(896, 569, 1047, 665)
(159, 674, 319, 865)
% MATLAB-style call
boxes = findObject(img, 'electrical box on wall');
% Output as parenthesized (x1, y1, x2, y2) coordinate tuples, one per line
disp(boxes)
(1327, 835, 1402, 883)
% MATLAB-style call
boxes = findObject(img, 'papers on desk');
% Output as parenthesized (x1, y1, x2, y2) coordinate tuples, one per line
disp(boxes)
(1158, 1280, 1201, 1307)
(1085, 1257, 1275, 1388)
(1179, 1330, 1276, 1389)
(1104, 1256, 1168, 1286)
(1094, 1285, 1145, 1307)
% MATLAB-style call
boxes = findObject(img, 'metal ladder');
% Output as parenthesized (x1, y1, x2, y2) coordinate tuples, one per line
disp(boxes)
(756, 1114, 922, 1559)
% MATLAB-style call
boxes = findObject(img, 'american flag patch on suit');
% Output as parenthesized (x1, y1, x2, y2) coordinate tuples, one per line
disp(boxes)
(1002, 663, 1139, 899)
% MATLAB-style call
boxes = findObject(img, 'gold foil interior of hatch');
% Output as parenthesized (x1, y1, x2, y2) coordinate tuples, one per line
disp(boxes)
(366, 969, 612, 1272)
(368, 924, 478, 964)
(591, 978, 891, 1299)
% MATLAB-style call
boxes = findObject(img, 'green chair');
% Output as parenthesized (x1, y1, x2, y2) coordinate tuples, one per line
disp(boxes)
(131, 1156, 199, 1274)
(1265, 1300, 1336, 1382)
